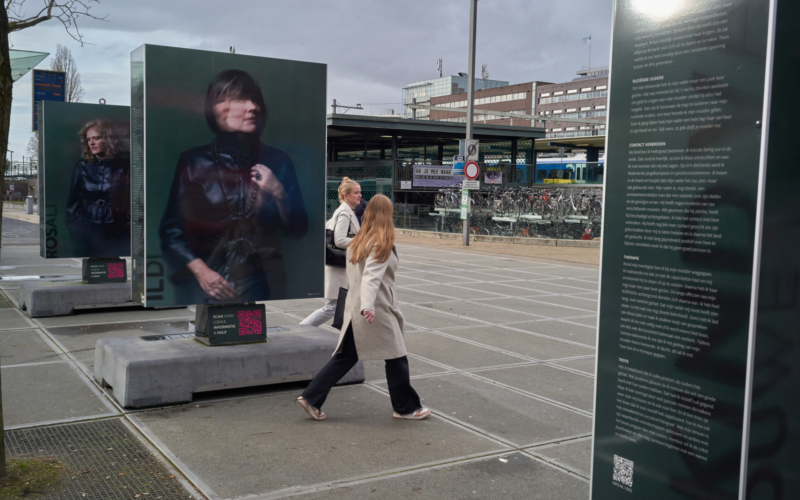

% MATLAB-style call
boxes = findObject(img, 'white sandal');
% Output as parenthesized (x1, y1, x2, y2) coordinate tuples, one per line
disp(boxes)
(297, 396, 326, 421)
(393, 407, 431, 420)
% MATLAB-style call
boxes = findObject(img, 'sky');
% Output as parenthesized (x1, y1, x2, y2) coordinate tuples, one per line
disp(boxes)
(7, 0, 614, 160)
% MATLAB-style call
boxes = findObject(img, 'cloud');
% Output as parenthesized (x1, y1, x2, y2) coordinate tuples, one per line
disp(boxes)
(7, 0, 613, 155)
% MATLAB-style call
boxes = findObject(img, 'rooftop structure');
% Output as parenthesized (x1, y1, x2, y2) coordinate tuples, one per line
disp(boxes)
(402, 74, 508, 120)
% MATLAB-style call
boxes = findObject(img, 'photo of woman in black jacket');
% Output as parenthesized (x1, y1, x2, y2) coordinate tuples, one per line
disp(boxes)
(159, 69, 309, 304)
(65, 119, 130, 257)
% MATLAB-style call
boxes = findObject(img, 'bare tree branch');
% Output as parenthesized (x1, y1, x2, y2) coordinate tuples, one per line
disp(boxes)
(7, 0, 107, 45)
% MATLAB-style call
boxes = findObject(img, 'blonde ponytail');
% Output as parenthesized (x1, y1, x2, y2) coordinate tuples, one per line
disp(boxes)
(338, 177, 360, 202)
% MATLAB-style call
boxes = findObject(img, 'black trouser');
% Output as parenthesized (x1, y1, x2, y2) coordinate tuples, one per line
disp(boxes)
(302, 323, 422, 414)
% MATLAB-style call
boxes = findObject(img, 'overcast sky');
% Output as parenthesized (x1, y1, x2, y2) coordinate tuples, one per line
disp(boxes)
(7, 0, 613, 159)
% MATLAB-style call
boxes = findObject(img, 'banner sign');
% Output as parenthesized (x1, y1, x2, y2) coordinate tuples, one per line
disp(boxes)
(412, 165, 460, 187)
(32, 69, 65, 132)
(38, 101, 131, 259)
(130, 45, 326, 307)
(592, 1, 780, 499)
(484, 165, 502, 185)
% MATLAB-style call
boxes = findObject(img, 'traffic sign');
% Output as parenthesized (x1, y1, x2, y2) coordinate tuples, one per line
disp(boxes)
(464, 161, 480, 180)
(465, 139, 480, 162)
(453, 155, 465, 175)
(462, 180, 480, 190)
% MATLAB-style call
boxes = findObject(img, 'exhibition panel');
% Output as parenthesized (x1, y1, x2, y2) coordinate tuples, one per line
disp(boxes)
(130, 45, 326, 307)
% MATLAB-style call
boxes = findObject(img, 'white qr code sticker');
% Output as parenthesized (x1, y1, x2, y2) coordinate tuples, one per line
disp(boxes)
(613, 455, 634, 487)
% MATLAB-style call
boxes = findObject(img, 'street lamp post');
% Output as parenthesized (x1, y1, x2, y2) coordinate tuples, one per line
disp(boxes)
(462, 0, 478, 246)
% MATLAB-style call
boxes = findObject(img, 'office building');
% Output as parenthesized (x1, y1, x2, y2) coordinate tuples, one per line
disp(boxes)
(428, 67, 609, 140)
(402, 74, 508, 119)
(535, 67, 609, 139)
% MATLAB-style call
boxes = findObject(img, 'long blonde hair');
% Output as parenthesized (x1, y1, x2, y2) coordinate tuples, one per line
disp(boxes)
(348, 194, 395, 264)
(338, 177, 360, 202)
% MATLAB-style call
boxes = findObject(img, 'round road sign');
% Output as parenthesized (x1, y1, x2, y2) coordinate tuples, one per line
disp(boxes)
(464, 161, 480, 180)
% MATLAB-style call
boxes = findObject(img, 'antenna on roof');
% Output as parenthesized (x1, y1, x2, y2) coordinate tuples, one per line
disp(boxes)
(229, 46, 235, 54)
(437, 59, 442, 78)
(481, 64, 489, 80)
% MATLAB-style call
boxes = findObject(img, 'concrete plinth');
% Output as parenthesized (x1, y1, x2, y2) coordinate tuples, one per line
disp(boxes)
(20, 281, 135, 317)
(94, 324, 363, 408)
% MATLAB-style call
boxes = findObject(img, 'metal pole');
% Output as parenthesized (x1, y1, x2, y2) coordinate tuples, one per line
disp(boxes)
(412, 98, 417, 119)
(463, 0, 478, 247)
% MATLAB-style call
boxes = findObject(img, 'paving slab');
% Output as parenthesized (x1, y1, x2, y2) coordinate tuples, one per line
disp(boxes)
(478, 364, 595, 413)
(364, 356, 447, 382)
(402, 284, 504, 300)
(504, 280, 597, 294)
(396, 287, 456, 304)
(442, 325, 595, 361)
(290, 451, 589, 500)
(399, 272, 482, 285)
(395, 275, 438, 286)
(376, 373, 592, 446)
(401, 306, 483, 330)
(533, 295, 598, 309)
(134, 385, 504, 499)
(0, 308, 34, 329)
(476, 258, 554, 270)
(2, 362, 110, 426)
(552, 357, 597, 375)
(561, 278, 600, 290)
(416, 300, 541, 324)
(567, 315, 599, 326)
(472, 297, 595, 317)
(528, 438, 594, 478)
(453, 280, 558, 297)
(266, 297, 327, 312)
(46, 319, 195, 372)
(34, 305, 194, 328)
(508, 320, 597, 347)
(403, 330, 527, 370)
(526, 267, 600, 279)
(0, 329, 61, 366)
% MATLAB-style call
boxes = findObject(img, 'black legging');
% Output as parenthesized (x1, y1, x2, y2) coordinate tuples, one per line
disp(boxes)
(302, 323, 422, 414)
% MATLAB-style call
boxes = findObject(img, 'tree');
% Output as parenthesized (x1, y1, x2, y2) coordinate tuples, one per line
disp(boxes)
(26, 132, 37, 164)
(49, 43, 83, 102)
(0, 1, 105, 480)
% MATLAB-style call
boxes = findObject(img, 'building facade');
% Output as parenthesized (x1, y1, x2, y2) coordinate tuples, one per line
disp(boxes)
(402, 75, 508, 119)
(427, 67, 609, 140)
(429, 81, 551, 127)
(535, 67, 608, 139)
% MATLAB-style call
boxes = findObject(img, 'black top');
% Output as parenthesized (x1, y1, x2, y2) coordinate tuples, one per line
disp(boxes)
(159, 141, 308, 281)
(65, 157, 130, 227)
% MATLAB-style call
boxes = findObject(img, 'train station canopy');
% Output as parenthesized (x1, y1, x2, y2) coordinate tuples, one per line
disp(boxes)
(10, 49, 49, 82)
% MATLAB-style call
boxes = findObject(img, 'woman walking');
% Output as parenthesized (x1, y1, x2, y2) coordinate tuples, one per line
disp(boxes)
(297, 195, 430, 421)
(300, 177, 361, 326)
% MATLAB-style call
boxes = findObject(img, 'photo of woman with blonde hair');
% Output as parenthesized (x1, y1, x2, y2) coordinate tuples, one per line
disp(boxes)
(65, 119, 130, 256)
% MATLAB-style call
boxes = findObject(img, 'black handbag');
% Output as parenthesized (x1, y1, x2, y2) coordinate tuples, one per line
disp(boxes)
(325, 212, 355, 268)
(331, 287, 348, 330)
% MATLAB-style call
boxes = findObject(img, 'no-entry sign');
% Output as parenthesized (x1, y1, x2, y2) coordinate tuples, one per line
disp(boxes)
(464, 161, 480, 180)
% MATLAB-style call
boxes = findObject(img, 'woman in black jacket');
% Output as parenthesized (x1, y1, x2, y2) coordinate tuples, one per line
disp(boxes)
(159, 69, 308, 304)
(65, 120, 130, 257)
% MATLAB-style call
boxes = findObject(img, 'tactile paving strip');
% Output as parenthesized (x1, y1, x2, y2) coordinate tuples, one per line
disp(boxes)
(0, 290, 15, 308)
(5, 418, 195, 499)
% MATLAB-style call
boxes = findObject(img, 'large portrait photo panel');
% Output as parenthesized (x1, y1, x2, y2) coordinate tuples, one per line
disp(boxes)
(131, 45, 326, 307)
(39, 101, 131, 259)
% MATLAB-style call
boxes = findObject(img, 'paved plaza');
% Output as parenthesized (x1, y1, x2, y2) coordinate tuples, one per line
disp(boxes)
(1, 216, 599, 499)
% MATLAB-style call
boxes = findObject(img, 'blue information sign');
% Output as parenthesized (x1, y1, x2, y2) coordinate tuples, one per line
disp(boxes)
(32, 69, 65, 131)
(453, 155, 465, 175)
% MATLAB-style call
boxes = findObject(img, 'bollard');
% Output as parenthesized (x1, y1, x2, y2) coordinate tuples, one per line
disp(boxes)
(25, 195, 33, 214)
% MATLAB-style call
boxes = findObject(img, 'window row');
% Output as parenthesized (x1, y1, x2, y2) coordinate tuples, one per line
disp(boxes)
(538, 89, 608, 104)
(438, 91, 528, 108)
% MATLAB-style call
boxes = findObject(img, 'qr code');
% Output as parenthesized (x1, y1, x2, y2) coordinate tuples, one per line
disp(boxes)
(107, 262, 124, 279)
(613, 455, 634, 487)
(238, 310, 262, 336)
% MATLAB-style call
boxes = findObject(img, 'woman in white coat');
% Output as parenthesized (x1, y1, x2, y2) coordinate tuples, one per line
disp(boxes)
(297, 195, 430, 421)
(300, 178, 361, 327)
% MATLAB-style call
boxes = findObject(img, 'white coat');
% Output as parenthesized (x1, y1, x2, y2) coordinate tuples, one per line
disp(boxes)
(336, 245, 406, 360)
(324, 202, 360, 299)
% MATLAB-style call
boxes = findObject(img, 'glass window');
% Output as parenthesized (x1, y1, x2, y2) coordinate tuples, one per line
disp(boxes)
(567, 89, 578, 94)
(596, 85, 607, 90)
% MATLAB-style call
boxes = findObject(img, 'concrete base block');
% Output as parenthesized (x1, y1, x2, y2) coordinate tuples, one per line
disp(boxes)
(20, 281, 135, 317)
(94, 324, 364, 408)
